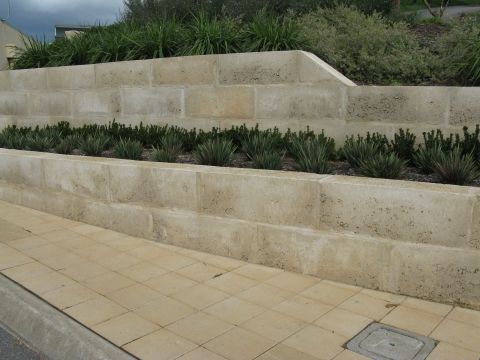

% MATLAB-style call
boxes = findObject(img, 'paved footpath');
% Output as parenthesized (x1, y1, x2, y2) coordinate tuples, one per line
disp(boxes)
(0, 200, 479, 360)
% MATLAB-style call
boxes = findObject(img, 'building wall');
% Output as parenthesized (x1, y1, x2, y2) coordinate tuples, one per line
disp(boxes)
(0, 21, 26, 70)
(0, 51, 478, 141)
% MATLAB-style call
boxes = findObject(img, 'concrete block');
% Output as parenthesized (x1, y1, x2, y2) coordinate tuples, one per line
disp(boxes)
(185, 86, 254, 119)
(105, 202, 153, 239)
(297, 51, 356, 86)
(319, 176, 476, 249)
(0, 71, 11, 91)
(217, 51, 297, 85)
(470, 193, 480, 250)
(43, 157, 109, 200)
(10, 68, 47, 90)
(346, 86, 450, 125)
(28, 92, 72, 116)
(449, 87, 480, 126)
(0, 152, 44, 188)
(121, 88, 182, 117)
(152, 55, 216, 85)
(151, 208, 199, 248)
(47, 65, 95, 90)
(197, 170, 325, 228)
(255, 85, 346, 119)
(107, 162, 197, 211)
(0, 93, 28, 116)
(72, 90, 120, 116)
(95, 60, 151, 88)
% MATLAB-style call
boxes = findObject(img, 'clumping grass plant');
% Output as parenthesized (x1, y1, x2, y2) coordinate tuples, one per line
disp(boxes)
(413, 145, 444, 174)
(26, 134, 55, 152)
(292, 138, 332, 174)
(55, 134, 81, 154)
(359, 153, 407, 179)
(113, 138, 144, 160)
(79, 135, 111, 156)
(151, 133, 184, 163)
(252, 151, 284, 170)
(342, 136, 380, 168)
(195, 138, 236, 166)
(432, 148, 480, 185)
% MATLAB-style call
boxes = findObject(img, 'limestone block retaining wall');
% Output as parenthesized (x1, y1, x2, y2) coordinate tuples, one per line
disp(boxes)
(0, 149, 478, 308)
(0, 51, 478, 142)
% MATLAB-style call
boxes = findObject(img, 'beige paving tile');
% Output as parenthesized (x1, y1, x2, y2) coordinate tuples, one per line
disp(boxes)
(42, 283, 98, 309)
(166, 312, 233, 345)
(315, 308, 372, 338)
(176, 262, 225, 282)
(359, 288, 406, 304)
(283, 325, 347, 360)
(431, 319, 480, 352)
(74, 243, 120, 261)
(101, 236, 147, 252)
(301, 281, 358, 306)
(446, 307, 480, 328)
(1, 261, 54, 282)
(117, 262, 167, 282)
(334, 350, 371, 360)
(426, 342, 479, 360)
(36, 251, 85, 271)
(177, 248, 211, 262)
(7, 235, 53, 251)
(237, 283, 294, 308)
(54, 236, 97, 251)
(266, 272, 320, 293)
(59, 260, 109, 281)
(205, 272, 257, 295)
(106, 284, 162, 310)
(150, 253, 197, 271)
(96, 252, 142, 271)
(82, 272, 136, 295)
(134, 295, 195, 326)
(256, 343, 320, 360)
(177, 347, 228, 360)
(21, 271, 76, 294)
(172, 284, 230, 310)
(65, 296, 128, 327)
(273, 295, 333, 323)
(70, 224, 104, 236)
(204, 296, 265, 325)
(381, 305, 443, 336)
(204, 327, 276, 360)
(233, 263, 283, 282)
(401, 297, 453, 317)
(127, 244, 175, 261)
(92, 312, 159, 346)
(123, 329, 197, 360)
(339, 293, 394, 320)
(23, 222, 65, 235)
(22, 244, 65, 260)
(0, 243, 15, 254)
(0, 251, 34, 270)
(203, 255, 245, 271)
(144, 272, 198, 295)
(87, 229, 126, 243)
(242, 310, 307, 342)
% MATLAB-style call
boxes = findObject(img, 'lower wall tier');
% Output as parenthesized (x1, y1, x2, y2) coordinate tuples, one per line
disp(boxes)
(0, 150, 479, 308)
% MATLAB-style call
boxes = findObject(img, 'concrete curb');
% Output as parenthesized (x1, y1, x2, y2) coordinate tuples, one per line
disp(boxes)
(0, 274, 135, 360)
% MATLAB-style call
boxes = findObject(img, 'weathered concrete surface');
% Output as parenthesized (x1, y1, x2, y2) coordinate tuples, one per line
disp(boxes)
(0, 274, 135, 360)
(0, 150, 478, 308)
(0, 51, 477, 142)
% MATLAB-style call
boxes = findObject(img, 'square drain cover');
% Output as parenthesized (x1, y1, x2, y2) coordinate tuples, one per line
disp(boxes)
(346, 322, 436, 360)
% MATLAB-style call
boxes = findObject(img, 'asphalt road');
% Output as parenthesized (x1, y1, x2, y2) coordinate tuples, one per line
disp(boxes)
(0, 325, 45, 360)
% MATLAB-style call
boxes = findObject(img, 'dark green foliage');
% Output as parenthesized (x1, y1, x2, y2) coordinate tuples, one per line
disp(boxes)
(422, 129, 454, 152)
(55, 135, 81, 154)
(26, 134, 55, 152)
(342, 136, 380, 168)
(13, 37, 54, 69)
(242, 133, 278, 159)
(3, 133, 27, 150)
(391, 128, 416, 163)
(113, 138, 144, 160)
(195, 138, 236, 166)
(151, 133, 184, 163)
(252, 151, 284, 170)
(79, 135, 111, 156)
(290, 130, 336, 160)
(292, 138, 332, 174)
(413, 145, 444, 174)
(359, 153, 407, 179)
(432, 148, 480, 185)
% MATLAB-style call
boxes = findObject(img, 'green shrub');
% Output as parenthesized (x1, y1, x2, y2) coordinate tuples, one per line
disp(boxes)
(55, 135, 80, 154)
(79, 135, 111, 156)
(293, 138, 332, 174)
(243, 10, 308, 52)
(13, 37, 54, 69)
(151, 133, 184, 163)
(422, 129, 454, 152)
(290, 131, 336, 160)
(113, 138, 144, 160)
(242, 133, 279, 159)
(3, 133, 27, 150)
(252, 151, 284, 170)
(299, 6, 434, 85)
(432, 148, 480, 185)
(342, 136, 380, 168)
(413, 145, 444, 174)
(26, 134, 54, 152)
(391, 128, 416, 163)
(359, 152, 407, 179)
(195, 138, 236, 166)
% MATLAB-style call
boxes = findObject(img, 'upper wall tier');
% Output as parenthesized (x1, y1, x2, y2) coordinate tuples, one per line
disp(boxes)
(0, 51, 478, 140)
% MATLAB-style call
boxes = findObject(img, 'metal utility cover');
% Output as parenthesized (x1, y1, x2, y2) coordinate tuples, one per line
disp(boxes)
(346, 322, 437, 360)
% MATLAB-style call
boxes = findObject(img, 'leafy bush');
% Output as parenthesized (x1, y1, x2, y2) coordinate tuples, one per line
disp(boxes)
(26, 134, 54, 152)
(391, 128, 416, 163)
(432, 148, 480, 185)
(299, 6, 435, 85)
(242, 133, 279, 159)
(290, 131, 336, 160)
(3, 133, 27, 150)
(13, 37, 54, 69)
(359, 153, 407, 179)
(55, 135, 80, 154)
(292, 138, 332, 174)
(243, 10, 308, 52)
(79, 135, 111, 156)
(113, 138, 144, 160)
(195, 138, 236, 166)
(342, 136, 380, 168)
(413, 145, 444, 174)
(151, 133, 184, 163)
(252, 151, 284, 170)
